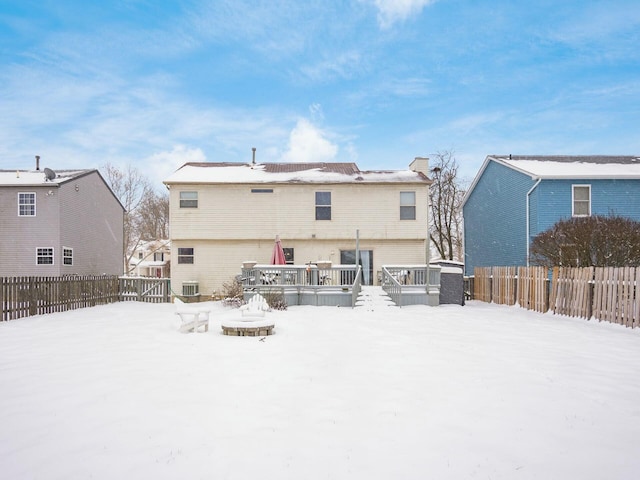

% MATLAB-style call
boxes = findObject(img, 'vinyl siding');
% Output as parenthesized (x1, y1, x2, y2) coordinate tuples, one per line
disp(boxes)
(463, 160, 536, 275)
(465, 163, 640, 277)
(531, 179, 640, 237)
(170, 183, 427, 241)
(171, 238, 427, 296)
(0, 171, 124, 277)
(0, 186, 61, 276)
(592, 179, 640, 218)
(169, 181, 429, 293)
(59, 172, 124, 275)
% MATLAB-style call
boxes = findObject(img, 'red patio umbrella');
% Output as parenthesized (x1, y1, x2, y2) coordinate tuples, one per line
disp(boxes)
(270, 235, 286, 265)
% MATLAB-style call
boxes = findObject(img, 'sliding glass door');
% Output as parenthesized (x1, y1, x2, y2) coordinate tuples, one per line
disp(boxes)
(340, 250, 373, 285)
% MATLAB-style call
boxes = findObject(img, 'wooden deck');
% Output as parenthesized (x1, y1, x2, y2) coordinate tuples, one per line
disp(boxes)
(240, 264, 442, 307)
(240, 264, 363, 307)
(380, 265, 442, 307)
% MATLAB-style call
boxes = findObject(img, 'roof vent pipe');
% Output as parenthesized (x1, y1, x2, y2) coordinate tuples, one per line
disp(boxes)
(35, 155, 40, 171)
(252, 147, 256, 165)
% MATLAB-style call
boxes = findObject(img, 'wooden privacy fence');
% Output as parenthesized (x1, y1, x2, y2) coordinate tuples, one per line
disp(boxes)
(474, 266, 548, 313)
(549, 267, 593, 319)
(119, 276, 171, 303)
(492, 266, 517, 306)
(592, 267, 640, 327)
(518, 266, 550, 313)
(473, 267, 492, 303)
(1, 275, 171, 321)
(1, 275, 119, 321)
(474, 266, 640, 328)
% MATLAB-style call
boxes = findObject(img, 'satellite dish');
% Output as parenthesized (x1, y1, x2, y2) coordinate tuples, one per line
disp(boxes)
(43, 167, 56, 181)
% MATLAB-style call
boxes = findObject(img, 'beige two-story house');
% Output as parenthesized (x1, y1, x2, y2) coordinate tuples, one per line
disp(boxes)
(163, 158, 432, 296)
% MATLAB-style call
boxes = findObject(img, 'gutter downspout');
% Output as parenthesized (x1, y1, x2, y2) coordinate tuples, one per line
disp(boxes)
(526, 179, 542, 266)
(426, 181, 430, 296)
(355, 229, 360, 277)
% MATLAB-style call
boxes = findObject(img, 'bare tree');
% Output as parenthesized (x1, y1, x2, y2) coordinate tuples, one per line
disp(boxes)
(429, 151, 466, 261)
(136, 190, 169, 240)
(135, 192, 170, 277)
(102, 163, 158, 273)
(530, 215, 640, 267)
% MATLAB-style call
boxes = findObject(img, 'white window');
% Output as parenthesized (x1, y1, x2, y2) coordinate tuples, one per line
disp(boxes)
(178, 247, 194, 264)
(400, 191, 416, 220)
(179, 191, 198, 208)
(154, 252, 164, 261)
(63, 247, 73, 266)
(18, 192, 36, 216)
(37, 247, 54, 265)
(315, 192, 331, 220)
(572, 185, 591, 217)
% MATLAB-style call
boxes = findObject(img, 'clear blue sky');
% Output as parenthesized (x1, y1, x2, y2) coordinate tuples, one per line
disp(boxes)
(1, 0, 639, 186)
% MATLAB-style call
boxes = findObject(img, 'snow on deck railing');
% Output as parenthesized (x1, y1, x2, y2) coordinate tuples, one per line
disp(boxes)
(381, 265, 442, 307)
(240, 264, 360, 288)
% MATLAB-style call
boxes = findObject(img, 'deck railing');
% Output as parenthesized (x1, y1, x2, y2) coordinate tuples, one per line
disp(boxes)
(240, 264, 361, 288)
(239, 264, 363, 307)
(381, 265, 441, 307)
(351, 267, 363, 306)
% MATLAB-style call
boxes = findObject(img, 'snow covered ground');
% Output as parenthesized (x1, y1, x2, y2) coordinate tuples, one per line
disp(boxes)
(1, 287, 640, 479)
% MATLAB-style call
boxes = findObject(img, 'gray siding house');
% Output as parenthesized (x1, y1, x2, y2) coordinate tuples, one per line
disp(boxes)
(0, 164, 125, 277)
(463, 155, 640, 276)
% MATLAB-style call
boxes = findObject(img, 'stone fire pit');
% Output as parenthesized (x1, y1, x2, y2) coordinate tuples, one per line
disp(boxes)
(221, 318, 275, 336)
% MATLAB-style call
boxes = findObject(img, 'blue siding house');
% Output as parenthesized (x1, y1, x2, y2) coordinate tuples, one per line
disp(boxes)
(462, 155, 640, 275)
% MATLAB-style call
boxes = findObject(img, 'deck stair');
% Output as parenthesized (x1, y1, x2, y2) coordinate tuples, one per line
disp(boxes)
(354, 286, 397, 311)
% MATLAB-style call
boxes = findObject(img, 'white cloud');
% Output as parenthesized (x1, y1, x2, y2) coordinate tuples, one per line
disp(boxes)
(309, 103, 325, 121)
(298, 50, 364, 83)
(185, 0, 313, 60)
(371, 0, 437, 29)
(344, 142, 359, 161)
(549, 6, 640, 45)
(448, 112, 505, 135)
(146, 145, 207, 188)
(387, 77, 431, 97)
(281, 119, 338, 163)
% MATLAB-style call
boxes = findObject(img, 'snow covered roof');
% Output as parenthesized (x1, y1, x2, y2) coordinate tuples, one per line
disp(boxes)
(163, 162, 430, 185)
(0, 169, 94, 187)
(491, 155, 640, 179)
(462, 155, 640, 207)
